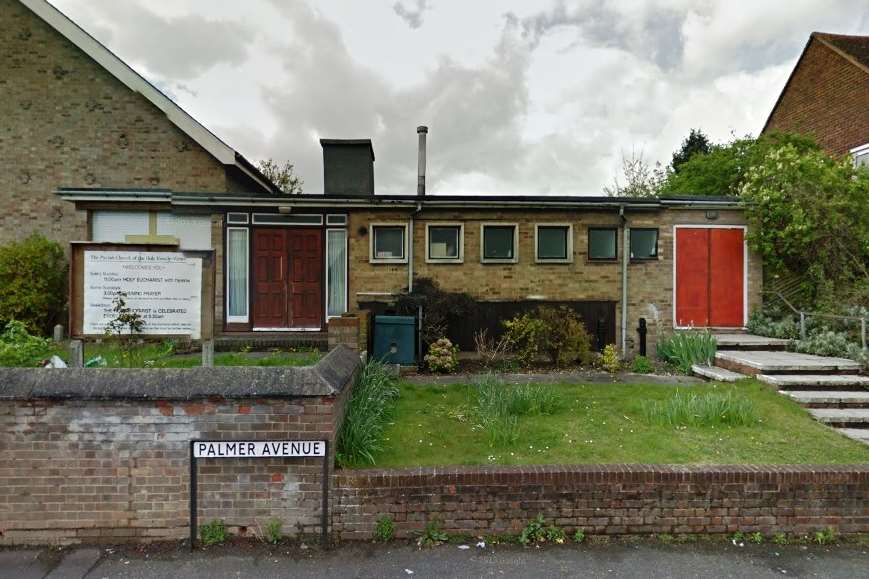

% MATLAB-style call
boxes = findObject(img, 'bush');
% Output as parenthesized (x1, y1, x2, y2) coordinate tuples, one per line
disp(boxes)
(474, 328, 510, 369)
(424, 337, 459, 373)
(643, 390, 757, 427)
(199, 519, 227, 546)
(600, 344, 621, 373)
(0, 234, 67, 335)
(374, 515, 395, 542)
(656, 331, 717, 374)
(0, 320, 54, 367)
(630, 355, 654, 374)
(336, 359, 400, 467)
(502, 312, 547, 367)
(535, 306, 594, 367)
(395, 277, 476, 349)
(746, 311, 799, 340)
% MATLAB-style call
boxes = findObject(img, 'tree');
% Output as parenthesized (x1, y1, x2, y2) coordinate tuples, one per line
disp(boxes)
(603, 149, 667, 198)
(671, 128, 711, 173)
(740, 144, 869, 308)
(257, 159, 304, 195)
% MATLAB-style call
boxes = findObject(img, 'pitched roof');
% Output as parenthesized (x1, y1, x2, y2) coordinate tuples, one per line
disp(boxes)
(762, 31, 869, 134)
(20, 0, 280, 194)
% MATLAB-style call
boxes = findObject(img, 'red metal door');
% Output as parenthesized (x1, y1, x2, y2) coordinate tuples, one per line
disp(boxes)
(709, 228, 744, 327)
(675, 228, 710, 327)
(252, 229, 288, 328)
(287, 229, 323, 329)
(675, 227, 744, 328)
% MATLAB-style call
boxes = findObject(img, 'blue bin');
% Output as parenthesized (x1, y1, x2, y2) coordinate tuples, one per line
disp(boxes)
(372, 315, 417, 365)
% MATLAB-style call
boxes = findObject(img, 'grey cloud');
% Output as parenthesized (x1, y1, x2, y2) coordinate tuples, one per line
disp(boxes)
(393, 0, 430, 30)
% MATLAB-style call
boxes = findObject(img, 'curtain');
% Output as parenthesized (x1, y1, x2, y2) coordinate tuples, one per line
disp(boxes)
(327, 229, 347, 317)
(227, 229, 248, 319)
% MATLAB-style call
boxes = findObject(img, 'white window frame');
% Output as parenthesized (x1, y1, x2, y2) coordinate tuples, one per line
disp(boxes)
(480, 223, 519, 264)
(325, 228, 348, 319)
(425, 223, 464, 264)
(226, 212, 249, 224)
(251, 213, 323, 226)
(850, 143, 869, 167)
(326, 214, 348, 226)
(534, 223, 573, 264)
(369, 222, 409, 264)
(225, 227, 250, 324)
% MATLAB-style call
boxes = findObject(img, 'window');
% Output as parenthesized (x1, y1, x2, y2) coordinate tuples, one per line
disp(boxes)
(226, 228, 249, 323)
(226, 212, 249, 224)
(481, 224, 518, 263)
(588, 228, 617, 260)
(852, 144, 869, 168)
(370, 224, 407, 263)
(630, 228, 658, 260)
(326, 229, 347, 318)
(426, 224, 463, 262)
(535, 224, 572, 262)
(251, 213, 323, 225)
(326, 214, 347, 226)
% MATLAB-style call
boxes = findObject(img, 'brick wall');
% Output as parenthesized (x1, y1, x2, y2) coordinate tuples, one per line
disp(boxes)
(764, 37, 869, 156)
(0, 0, 243, 247)
(0, 347, 358, 546)
(346, 207, 762, 357)
(333, 465, 868, 541)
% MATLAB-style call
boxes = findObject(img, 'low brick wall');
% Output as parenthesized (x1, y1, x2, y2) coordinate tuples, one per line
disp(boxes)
(0, 346, 360, 546)
(333, 465, 869, 540)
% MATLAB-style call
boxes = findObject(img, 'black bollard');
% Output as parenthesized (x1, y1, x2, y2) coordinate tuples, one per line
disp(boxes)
(637, 318, 647, 357)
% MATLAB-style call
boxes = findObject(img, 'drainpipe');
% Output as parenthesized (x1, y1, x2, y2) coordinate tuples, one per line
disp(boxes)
(620, 205, 628, 355)
(410, 126, 428, 293)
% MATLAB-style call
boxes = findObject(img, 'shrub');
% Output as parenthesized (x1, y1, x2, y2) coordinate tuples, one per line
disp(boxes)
(630, 355, 654, 374)
(643, 390, 757, 427)
(336, 359, 400, 467)
(746, 311, 799, 340)
(795, 330, 853, 358)
(600, 344, 621, 373)
(502, 312, 547, 367)
(473, 375, 561, 446)
(199, 519, 227, 546)
(416, 520, 448, 547)
(0, 234, 67, 335)
(0, 320, 54, 367)
(535, 306, 593, 367)
(656, 330, 717, 374)
(395, 278, 476, 348)
(374, 515, 395, 542)
(473, 328, 510, 369)
(264, 518, 282, 544)
(424, 337, 459, 373)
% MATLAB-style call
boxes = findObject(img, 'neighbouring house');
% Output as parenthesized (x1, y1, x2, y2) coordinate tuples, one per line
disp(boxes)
(0, 0, 279, 247)
(762, 31, 869, 166)
(4, 0, 763, 357)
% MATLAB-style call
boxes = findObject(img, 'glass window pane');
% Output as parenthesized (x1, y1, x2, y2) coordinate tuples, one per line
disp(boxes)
(483, 226, 515, 260)
(429, 226, 460, 259)
(537, 226, 568, 260)
(227, 229, 248, 318)
(588, 229, 616, 260)
(630, 229, 658, 259)
(374, 226, 404, 259)
(327, 229, 347, 317)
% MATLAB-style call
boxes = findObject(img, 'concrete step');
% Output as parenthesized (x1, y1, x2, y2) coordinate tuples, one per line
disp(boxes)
(808, 408, 869, 427)
(780, 390, 869, 408)
(714, 350, 862, 375)
(713, 333, 790, 350)
(758, 374, 869, 391)
(836, 428, 869, 445)
(691, 364, 747, 382)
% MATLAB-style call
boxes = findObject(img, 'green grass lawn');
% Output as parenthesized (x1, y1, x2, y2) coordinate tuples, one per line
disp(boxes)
(369, 379, 869, 467)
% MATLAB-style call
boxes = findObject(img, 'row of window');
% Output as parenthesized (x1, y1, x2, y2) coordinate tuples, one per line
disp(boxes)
(370, 223, 659, 264)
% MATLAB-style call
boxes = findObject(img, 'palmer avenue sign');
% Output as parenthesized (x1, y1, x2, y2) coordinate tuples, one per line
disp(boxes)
(193, 440, 326, 459)
(189, 439, 329, 549)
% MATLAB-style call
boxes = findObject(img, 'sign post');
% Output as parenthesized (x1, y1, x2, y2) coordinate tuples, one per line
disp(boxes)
(189, 439, 330, 550)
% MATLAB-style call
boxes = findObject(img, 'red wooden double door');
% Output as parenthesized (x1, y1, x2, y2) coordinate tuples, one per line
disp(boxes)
(252, 229, 323, 329)
(675, 227, 745, 328)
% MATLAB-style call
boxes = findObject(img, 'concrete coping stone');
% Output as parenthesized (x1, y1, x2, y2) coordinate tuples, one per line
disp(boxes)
(0, 345, 360, 401)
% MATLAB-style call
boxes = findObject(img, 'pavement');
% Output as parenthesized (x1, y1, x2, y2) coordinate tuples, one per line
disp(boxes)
(2, 541, 867, 579)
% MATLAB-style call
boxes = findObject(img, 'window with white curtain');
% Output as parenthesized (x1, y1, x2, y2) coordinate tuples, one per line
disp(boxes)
(226, 228, 249, 323)
(326, 229, 347, 318)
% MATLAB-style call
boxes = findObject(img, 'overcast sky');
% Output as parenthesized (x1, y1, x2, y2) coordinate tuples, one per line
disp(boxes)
(52, 0, 868, 196)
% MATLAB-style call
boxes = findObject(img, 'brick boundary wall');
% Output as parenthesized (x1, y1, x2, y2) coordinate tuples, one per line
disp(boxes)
(0, 346, 360, 546)
(333, 465, 869, 541)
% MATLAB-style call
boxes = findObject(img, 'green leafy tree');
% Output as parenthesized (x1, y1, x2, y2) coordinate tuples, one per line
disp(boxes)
(0, 234, 67, 335)
(671, 128, 711, 173)
(739, 144, 869, 307)
(257, 158, 304, 195)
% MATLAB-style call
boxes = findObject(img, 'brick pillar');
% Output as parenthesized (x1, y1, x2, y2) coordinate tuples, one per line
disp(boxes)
(328, 315, 360, 351)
